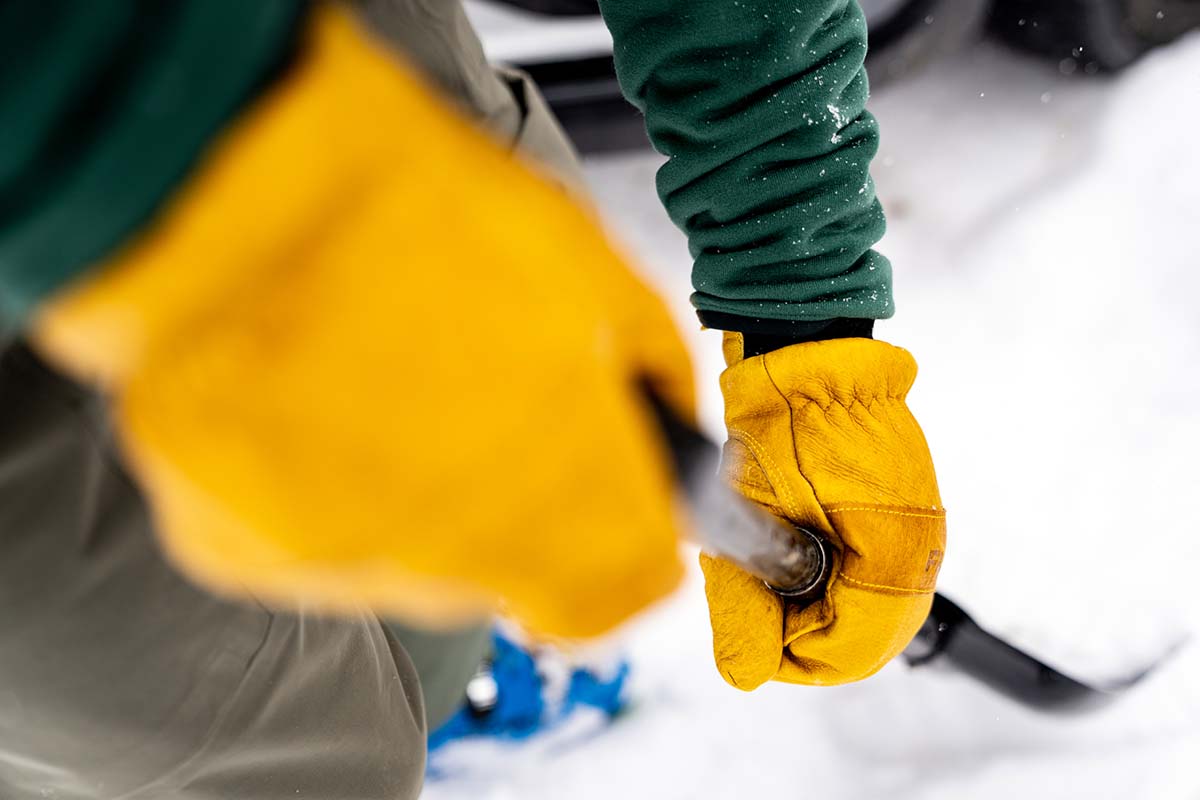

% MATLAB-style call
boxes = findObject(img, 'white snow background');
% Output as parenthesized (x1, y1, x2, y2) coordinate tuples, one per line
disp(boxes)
(424, 35, 1200, 800)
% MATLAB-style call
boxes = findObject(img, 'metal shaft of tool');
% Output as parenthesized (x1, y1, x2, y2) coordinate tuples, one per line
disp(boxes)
(647, 393, 831, 599)
(688, 467, 830, 599)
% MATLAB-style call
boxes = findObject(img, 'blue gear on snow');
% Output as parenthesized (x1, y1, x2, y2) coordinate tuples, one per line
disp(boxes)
(427, 629, 631, 756)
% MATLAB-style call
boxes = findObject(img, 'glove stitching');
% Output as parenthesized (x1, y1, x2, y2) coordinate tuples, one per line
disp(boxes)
(836, 572, 935, 596)
(756, 356, 833, 531)
(725, 428, 806, 522)
(787, 395, 906, 415)
(826, 506, 945, 519)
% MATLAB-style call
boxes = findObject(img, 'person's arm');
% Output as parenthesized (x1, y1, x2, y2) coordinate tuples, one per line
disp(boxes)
(599, 0, 947, 689)
(4, 2, 696, 639)
(597, 0, 890, 339)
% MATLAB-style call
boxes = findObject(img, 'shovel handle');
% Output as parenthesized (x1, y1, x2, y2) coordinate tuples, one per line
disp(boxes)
(646, 391, 833, 601)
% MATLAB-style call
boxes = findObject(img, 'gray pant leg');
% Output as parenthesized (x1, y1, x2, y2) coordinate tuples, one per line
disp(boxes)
(0, 344, 425, 800)
(356, 0, 586, 188)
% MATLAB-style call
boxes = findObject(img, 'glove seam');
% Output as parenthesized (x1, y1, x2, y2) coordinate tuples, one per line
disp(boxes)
(725, 427, 808, 523)
(755, 354, 830, 527)
(788, 395, 907, 414)
(826, 505, 945, 519)
(837, 572, 936, 596)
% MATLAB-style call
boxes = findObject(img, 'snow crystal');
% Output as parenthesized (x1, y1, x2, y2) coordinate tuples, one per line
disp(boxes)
(827, 103, 849, 143)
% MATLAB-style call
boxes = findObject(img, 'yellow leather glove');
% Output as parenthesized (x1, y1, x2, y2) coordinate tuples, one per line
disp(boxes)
(32, 6, 693, 639)
(701, 333, 945, 688)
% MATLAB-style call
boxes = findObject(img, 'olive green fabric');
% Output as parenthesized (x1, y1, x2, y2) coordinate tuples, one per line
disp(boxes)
(598, 0, 893, 323)
(0, 341, 426, 799)
(0, 0, 305, 321)
(387, 622, 493, 730)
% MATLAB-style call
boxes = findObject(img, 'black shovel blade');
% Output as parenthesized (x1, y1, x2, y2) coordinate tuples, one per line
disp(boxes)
(646, 395, 1168, 715)
(904, 594, 1158, 713)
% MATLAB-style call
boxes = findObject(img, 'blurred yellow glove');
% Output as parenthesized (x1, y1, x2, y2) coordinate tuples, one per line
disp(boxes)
(701, 333, 945, 688)
(32, 5, 693, 639)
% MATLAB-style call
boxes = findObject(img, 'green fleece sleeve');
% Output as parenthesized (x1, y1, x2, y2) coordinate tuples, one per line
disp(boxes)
(0, 0, 305, 322)
(597, 0, 892, 328)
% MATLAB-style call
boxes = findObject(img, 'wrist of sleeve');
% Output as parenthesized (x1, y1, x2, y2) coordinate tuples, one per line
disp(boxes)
(697, 311, 874, 357)
(599, 0, 893, 321)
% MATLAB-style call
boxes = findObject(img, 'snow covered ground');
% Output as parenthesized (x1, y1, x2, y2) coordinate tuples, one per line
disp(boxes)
(424, 35, 1200, 800)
